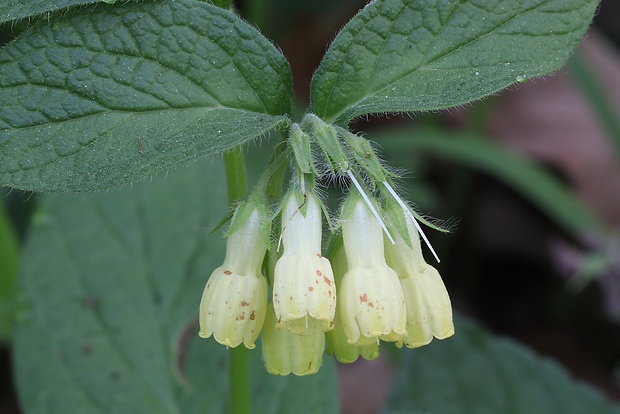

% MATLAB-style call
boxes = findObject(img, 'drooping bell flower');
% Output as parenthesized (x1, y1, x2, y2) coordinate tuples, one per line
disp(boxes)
(273, 192, 336, 335)
(199, 204, 269, 349)
(339, 196, 407, 346)
(384, 207, 454, 348)
(326, 245, 380, 363)
(262, 303, 325, 376)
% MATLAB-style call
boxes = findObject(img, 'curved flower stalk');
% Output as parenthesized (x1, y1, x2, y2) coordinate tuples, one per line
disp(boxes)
(273, 191, 336, 335)
(339, 196, 407, 346)
(199, 205, 269, 349)
(384, 207, 454, 348)
(262, 303, 325, 376)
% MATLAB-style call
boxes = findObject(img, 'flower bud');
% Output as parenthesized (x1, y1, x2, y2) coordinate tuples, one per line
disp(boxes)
(199, 207, 268, 349)
(273, 193, 336, 335)
(339, 197, 406, 346)
(384, 210, 454, 348)
(262, 304, 324, 376)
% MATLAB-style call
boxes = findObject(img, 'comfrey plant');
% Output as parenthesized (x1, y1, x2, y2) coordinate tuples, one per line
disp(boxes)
(200, 115, 455, 374)
(0, 0, 601, 413)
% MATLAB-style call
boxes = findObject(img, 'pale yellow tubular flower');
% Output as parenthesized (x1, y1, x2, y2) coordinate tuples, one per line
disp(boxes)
(326, 246, 379, 363)
(397, 265, 454, 347)
(273, 192, 336, 335)
(199, 208, 268, 349)
(262, 304, 324, 376)
(384, 211, 454, 348)
(339, 198, 406, 346)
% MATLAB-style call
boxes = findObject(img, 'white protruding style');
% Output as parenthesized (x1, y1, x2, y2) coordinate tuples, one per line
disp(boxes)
(346, 170, 395, 244)
(383, 181, 440, 263)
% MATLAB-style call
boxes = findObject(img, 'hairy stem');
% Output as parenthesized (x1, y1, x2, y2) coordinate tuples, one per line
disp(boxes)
(223, 147, 250, 414)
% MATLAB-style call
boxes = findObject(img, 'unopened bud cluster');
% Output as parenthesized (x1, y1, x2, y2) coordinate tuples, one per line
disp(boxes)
(199, 114, 454, 375)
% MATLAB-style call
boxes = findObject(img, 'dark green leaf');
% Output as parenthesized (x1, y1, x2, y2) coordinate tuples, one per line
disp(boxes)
(384, 318, 620, 414)
(0, 0, 110, 25)
(13, 158, 339, 413)
(310, 0, 598, 125)
(0, 0, 293, 192)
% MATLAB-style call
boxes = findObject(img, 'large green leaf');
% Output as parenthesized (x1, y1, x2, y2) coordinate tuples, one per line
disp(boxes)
(310, 0, 598, 125)
(379, 128, 604, 239)
(13, 159, 339, 413)
(384, 318, 620, 413)
(0, 1, 233, 30)
(0, 0, 292, 192)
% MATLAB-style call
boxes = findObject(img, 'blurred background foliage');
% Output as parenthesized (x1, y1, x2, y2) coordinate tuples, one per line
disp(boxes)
(2, 0, 620, 412)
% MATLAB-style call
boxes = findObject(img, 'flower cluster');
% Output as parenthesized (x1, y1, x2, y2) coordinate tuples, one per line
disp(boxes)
(199, 114, 454, 375)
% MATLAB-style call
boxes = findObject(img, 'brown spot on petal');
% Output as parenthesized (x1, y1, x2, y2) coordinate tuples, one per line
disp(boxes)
(316, 253, 323, 258)
(241, 301, 249, 306)
(309, 287, 314, 291)
(224, 270, 232, 275)
(360, 294, 368, 303)
(317, 270, 322, 276)
(368, 302, 374, 308)
(250, 311, 256, 320)
(323, 276, 332, 286)
(328, 291, 332, 298)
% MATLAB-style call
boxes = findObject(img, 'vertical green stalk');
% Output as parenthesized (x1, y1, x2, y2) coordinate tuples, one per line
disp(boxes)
(229, 346, 250, 414)
(224, 147, 248, 204)
(0, 200, 19, 342)
(223, 147, 250, 414)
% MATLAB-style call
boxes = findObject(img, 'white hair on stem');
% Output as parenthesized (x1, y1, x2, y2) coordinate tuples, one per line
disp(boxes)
(383, 181, 441, 263)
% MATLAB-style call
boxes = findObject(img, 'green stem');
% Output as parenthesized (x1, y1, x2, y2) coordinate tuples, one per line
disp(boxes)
(230, 347, 251, 414)
(224, 147, 248, 204)
(223, 147, 250, 414)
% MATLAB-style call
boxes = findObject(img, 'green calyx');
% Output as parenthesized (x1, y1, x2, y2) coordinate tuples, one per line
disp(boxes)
(289, 114, 394, 188)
